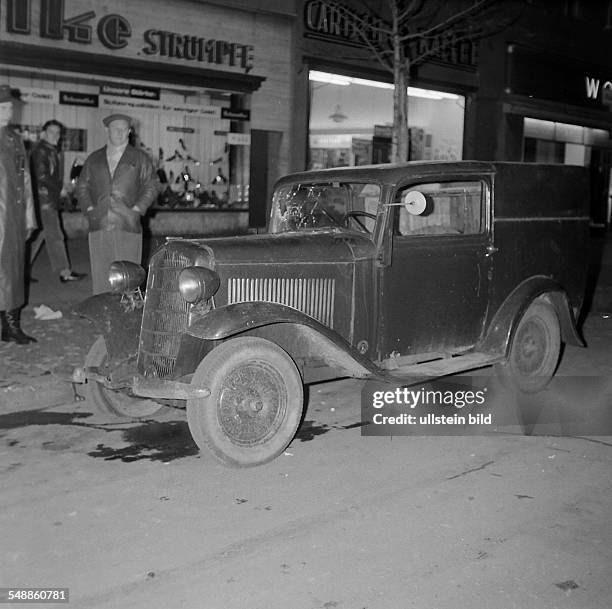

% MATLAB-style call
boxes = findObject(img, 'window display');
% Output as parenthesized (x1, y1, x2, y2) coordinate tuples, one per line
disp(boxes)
(10, 79, 250, 213)
(308, 70, 464, 168)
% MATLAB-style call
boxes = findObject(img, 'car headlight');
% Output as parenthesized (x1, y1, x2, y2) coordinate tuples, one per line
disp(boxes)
(179, 266, 220, 303)
(108, 260, 146, 293)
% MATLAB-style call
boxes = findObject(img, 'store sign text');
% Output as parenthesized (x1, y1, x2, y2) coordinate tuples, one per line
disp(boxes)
(3, 0, 255, 72)
(19, 87, 99, 107)
(304, 0, 385, 47)
(142, 31, 253, 72)
(303, 0, 477, 68)
(100, 82, 160, 100)
(59, 91, 98, 106)
(585, 76, 612, 105)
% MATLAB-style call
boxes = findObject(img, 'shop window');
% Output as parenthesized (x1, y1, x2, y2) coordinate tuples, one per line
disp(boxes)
(523, 118, 611, 166)
(10, 78, 251, 214)
(523, 138, 565, 164)
(308, 71, 465, 169)
(523, 117, 612, 227)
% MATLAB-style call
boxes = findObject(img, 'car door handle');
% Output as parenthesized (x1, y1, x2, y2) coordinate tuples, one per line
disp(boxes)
(485, 244, 498, 256)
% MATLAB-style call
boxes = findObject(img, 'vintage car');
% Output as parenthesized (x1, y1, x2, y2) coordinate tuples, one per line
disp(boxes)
(74, 161, 589, 466)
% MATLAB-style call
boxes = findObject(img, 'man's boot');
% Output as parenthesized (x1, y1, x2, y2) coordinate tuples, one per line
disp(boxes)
(1, 309, 37, 344)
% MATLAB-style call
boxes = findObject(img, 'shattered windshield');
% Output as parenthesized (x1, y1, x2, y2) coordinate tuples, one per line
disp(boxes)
(269, 182, 381, 235)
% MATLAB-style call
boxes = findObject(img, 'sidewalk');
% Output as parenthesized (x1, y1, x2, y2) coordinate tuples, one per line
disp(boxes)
(2, 232, 612, 413)
(1, 238, 97, 412)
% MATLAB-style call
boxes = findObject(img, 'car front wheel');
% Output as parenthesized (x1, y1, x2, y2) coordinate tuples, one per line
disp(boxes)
(186, 337, 304, 467)
(495, 299, 561, 393)
(84, 336, 164, 419)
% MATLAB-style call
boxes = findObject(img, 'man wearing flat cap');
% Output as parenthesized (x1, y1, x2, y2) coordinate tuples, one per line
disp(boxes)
(75, 113, 157, 294)
(0, 84, 37, 344)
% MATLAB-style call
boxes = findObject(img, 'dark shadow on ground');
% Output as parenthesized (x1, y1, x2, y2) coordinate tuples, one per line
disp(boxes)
(0, 409, 197, 463)
(0, 409, 93, 430)
(88, 420, 199, 462)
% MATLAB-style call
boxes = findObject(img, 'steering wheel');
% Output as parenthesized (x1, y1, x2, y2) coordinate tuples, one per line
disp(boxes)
(344, 211, 377, 233)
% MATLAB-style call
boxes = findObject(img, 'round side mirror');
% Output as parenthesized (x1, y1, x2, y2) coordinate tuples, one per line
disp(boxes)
(402, 190, 427, 216)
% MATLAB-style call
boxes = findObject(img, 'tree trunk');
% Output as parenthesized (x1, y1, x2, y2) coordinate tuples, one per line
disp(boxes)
(394, 67, 409, 163)
(391, 11, 409, 164)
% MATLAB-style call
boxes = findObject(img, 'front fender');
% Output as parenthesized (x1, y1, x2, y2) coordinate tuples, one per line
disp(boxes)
(73, 292, 142, 362)
(186, 302, 376, 378)
(478, 276, 584, 356)
(187, 301, 334, 341)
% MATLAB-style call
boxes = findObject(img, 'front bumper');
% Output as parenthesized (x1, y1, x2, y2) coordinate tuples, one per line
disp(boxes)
(72, 367, 210, 400)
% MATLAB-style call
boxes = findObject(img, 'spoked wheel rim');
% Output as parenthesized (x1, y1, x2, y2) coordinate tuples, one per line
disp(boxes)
(513, 318, 550, 376)
(218, 360, 287, 446)
(187, 337, 304, 466)
(496, 299, 561, 394)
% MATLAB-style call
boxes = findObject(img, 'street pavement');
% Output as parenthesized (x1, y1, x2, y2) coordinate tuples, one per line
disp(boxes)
(0, 233, 611, 608)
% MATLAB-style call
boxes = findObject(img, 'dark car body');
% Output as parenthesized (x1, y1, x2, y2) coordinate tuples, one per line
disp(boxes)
(75, 161, 589, 465)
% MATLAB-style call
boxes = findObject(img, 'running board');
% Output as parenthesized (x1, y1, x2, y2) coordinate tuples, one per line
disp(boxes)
(378, 352, 505, 385)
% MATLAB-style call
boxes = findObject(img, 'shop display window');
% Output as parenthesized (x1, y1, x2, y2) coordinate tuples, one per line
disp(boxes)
(523, 117, 612, 226)
(10, 78, 251, 213)
(308, 70, 465, 168)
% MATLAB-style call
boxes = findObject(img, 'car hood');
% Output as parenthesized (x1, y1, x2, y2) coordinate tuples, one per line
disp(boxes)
(165, 230, 376, 267)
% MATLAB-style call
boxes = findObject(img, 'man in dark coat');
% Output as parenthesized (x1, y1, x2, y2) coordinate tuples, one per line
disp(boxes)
(30, 119, 86, 283)
(75, 113, 158, 294)
(0, 84, 37, 344)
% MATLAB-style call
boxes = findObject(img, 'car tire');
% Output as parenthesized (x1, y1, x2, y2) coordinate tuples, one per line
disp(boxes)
(186, 337, 304, 467)
(85, 336, 164, 419)
(495, 299, 561, 393)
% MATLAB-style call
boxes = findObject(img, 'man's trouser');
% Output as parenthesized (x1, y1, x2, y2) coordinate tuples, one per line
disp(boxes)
(88, 229, 142, 295)
(30, 206, 70, 273)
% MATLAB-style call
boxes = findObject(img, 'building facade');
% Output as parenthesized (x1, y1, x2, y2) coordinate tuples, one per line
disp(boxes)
(3, 1, 611, 233)
(291, 0, 612, 227)
(0, 0, 295, 233)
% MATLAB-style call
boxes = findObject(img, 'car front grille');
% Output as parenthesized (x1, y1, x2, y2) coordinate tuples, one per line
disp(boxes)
(227, 277, 335, 328)
(138, 248, 192, 378)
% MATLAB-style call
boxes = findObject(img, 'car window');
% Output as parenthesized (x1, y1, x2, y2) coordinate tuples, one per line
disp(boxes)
(395, 181, 485, 236)
(269, 182, 381, 235)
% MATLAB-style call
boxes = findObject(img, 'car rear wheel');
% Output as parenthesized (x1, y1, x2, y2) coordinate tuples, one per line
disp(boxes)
(85, 336, 164, 419)
(495, 299, 561, 393)
(186, 337, 304, 467)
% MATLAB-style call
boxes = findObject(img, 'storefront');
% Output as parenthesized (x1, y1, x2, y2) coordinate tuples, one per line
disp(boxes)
(500, 44, 612, 227)
(293, 1, 612, 228)
(0, 0, 295, 235)
(292, 0, 481, 173)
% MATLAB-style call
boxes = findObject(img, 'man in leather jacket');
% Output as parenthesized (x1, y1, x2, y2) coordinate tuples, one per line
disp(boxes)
(30, 119, 86, 283)
(75, 113, 158, 294)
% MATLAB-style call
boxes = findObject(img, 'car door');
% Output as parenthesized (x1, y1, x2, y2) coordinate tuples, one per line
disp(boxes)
(379, 177, 493, 359)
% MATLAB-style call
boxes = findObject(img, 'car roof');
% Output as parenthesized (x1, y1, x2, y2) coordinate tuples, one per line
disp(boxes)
(273, 160, 590, 189)
(274, 160, 498, 187)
